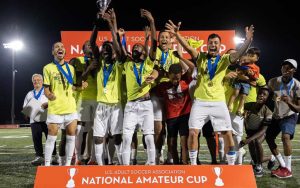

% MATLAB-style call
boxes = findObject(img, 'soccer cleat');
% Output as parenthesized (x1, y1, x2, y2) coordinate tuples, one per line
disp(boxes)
(51, 155, 59, 165)
(272, 167, 292, 179)
(31, 156, 44, 166)
(267, 159, 276, 170)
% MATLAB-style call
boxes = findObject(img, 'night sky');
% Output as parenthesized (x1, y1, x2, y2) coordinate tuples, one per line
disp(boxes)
(0, 0, 298, 124)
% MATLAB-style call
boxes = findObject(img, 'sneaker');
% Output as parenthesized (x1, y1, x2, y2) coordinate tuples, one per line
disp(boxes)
(272, 167, 292, 179)
(254, 165, 264, 177)
(51, 155, 59, 165)
(31, 156, 44, 166)
(267, 159, 276, 170)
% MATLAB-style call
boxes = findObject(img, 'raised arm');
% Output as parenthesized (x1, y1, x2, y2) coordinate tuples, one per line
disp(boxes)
(90, 15, 102, 60)
(144, 26, 150, 56)
(140, 9, 157, 61)
(230, 25, 254, 64)
(165, 20, 198, 60)
(103, 9, 123, 61)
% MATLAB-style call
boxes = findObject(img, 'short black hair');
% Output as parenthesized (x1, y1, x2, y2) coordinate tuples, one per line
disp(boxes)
(247, 47, 261, 58)
(258, 86, 270, 94)
(158, 29, 171, 39)
(169, 63, 182, 74)
(208, 33, 221, 42)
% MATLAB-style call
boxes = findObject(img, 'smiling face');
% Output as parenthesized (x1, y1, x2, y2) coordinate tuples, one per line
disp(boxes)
(52, 42, 66, 61)
(159, 31, 171, 52)
(32, 75, 43, 90)
(281, 63, 296, 82)
(207, 37, 221, 57)
(101, 42, 114, 62)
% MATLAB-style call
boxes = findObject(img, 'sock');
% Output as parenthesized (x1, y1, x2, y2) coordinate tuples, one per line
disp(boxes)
(131, 149, 137, 160)
(95, 143, 104, 165)
(284, 155, 292, 171)
(270, 155, 276, 161)
(189, 150, 198, 165)
(226, 151, 236, 165)
(75, 125, 84, 161)
(145, 135, 156, 165)
(167, 151, 173, 163)
(44, 135, 57, 166)
(218, 136, 225, 162)
(237, 150, 243, 165)
(115, 144, 122, 165)
(122, 134, 133, 165)
(59, 155, 66, 166)
(276, 153, 286, 168)
(65, 135, 76, 166)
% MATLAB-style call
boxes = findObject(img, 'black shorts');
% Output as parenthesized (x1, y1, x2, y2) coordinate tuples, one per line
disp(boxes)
(166, 114, 189, 138)
(266, 114, 298, 140)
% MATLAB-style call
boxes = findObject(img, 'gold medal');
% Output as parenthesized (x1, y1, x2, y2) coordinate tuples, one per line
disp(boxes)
(208, 81, 213, 87)
(104, 88, 107, 94)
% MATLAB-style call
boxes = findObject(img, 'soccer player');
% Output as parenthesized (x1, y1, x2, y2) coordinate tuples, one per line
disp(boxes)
(74, 41, 98, 165)
(43, 42, 78, 166)
(89, 9, 125, 165)
(166, 20, 254, 165)
(121, 9, 159, 165)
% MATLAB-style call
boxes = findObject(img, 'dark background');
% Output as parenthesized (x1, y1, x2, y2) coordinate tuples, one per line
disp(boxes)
(0, 0, 298, 124)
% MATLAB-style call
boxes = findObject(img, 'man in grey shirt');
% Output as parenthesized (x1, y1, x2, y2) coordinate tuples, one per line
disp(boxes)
(266, 59, 300, 178)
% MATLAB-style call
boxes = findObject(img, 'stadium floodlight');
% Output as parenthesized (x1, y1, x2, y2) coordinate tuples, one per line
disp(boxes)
(3, 40, 24, 124)
(234, 36, 245, 45)
(3, 40, 24, 51)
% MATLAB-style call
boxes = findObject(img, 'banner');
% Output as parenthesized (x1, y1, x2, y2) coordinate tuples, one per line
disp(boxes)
(61, 30, 235, 60)
(34, 165, 256, 188)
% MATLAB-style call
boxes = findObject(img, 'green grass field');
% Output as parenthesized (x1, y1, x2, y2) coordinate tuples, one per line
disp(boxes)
(1, 127, 300, 188)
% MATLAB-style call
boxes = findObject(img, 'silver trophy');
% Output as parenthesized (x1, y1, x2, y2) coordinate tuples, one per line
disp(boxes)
(96, 0, 111, 15)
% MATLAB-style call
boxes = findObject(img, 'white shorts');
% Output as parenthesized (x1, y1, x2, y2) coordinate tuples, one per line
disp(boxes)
(151, 94, 165, 121)
(189, 100, 232, 132)
(46, 113, 78, 129)
(230, 113, 244, 137)
(77, 100, 97, 122)
(123, 100, 154, 135)
(93, 102, 123, 137)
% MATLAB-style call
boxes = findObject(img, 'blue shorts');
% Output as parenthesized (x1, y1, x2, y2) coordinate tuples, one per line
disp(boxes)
(233, 82, 250, 95)
(266, 114, 298, 140)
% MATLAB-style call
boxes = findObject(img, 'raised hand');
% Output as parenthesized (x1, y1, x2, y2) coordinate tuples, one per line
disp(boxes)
(140, 9, 154, 23)
(165, 20, 181, 35)
(245, 25, 254, 41)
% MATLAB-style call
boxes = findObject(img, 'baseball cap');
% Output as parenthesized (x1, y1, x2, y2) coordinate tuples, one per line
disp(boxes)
(283, 59, 297, 69)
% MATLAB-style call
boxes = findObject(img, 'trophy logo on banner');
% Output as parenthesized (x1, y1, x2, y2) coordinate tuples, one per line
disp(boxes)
(66, 168, 78, 188)
(213, 167, 224, 187)
(96, 0, 112, 15)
